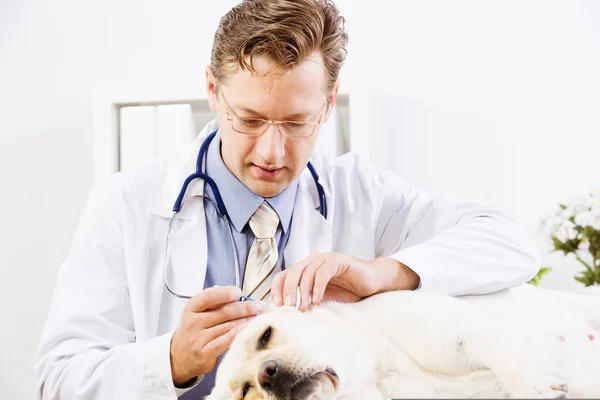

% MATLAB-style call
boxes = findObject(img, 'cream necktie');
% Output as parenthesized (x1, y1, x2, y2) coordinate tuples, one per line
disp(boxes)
(242, 201, 280, 300)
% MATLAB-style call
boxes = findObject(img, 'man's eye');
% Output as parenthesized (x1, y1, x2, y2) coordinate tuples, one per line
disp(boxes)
(257, 326, 273, 350)
(286, 122, 306, 129)
(239, 118, 264, 127)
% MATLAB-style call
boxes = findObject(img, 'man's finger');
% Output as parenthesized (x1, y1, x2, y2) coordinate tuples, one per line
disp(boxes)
(282, 260, 311, 307)
(271, 256, 310, 306)
(312, 264, 336, 304)
(186, 286, 241, 313)
(271, 270, 288, 306)
(201, 316, 252, 346)
(298, 261, 323, 311)
(199, 299, 265, 328)
(202, 320, 248, 358)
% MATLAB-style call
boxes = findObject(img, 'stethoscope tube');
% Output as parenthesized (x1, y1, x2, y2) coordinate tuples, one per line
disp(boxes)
(164, 130, 327, 299)
(306, 162, 327, 219)
(164, 196, 240, 300)
(172, 131, 227, 215)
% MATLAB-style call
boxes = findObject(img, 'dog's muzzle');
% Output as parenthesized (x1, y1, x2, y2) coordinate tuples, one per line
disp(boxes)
(258, 360, 339, 400)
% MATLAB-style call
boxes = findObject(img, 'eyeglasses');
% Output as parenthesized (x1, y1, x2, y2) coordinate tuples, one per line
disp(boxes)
(220, 89, 328, 138)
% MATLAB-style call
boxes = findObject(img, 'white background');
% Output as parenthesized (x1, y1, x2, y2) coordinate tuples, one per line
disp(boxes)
(1, 0, 599, 398)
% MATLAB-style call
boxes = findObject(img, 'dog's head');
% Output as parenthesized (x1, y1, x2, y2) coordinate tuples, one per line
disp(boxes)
(207, 305, 344, 400)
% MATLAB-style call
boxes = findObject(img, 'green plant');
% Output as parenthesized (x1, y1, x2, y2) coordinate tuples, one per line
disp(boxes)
(528, 267, 552, 286)
(541, 188, 600, 286)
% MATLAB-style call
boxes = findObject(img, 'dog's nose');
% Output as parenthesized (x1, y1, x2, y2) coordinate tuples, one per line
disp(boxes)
(258, 360, 280, 390)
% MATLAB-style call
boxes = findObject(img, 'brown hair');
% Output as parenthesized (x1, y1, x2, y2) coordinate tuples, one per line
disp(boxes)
(211, 0, 348, 93)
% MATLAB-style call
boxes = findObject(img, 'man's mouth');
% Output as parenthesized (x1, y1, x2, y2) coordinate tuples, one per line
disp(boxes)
(252, 164, 284, 179)
(255, 164, 283, 171)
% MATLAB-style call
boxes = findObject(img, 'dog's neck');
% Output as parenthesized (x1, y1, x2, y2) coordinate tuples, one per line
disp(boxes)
(307, 302, 419, 398)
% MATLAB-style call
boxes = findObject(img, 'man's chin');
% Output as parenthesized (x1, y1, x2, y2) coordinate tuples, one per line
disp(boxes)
(246, 179, 288, 198)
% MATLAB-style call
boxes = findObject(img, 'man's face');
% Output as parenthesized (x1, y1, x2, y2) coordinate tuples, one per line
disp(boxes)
(206, 53, 338, 198)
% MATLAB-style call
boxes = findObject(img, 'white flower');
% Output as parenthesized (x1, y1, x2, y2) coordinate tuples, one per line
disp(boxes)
(575, 211, 594, 228)
(591, 215, 600, 230)
(591, 201, 600, 216)
(574, 210, 600, 230)
(578, 239, 590, 252)
(542, 190, 600, 243)
(554, 219, 579, 242)
(565, 194, 593, 217)
(541, 213, 563, 237)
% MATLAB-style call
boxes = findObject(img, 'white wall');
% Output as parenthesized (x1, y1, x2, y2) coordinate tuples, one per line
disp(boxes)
(348, 0, 600, 293)
(1, 0, 599, 398)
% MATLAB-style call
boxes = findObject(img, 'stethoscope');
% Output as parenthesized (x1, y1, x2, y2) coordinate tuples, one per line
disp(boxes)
(163, 130, 328, 300)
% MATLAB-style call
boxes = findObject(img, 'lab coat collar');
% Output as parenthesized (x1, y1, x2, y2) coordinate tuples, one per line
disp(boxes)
(151, 119, 219, 220)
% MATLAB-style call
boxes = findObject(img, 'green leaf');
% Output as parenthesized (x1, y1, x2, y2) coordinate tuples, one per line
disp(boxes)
(584, 226, 597, 238)
(574, 270, 597, 286)
(538, 267, 552, 277)
(528, 267, 552, 286)
(552, 236, 582, 255)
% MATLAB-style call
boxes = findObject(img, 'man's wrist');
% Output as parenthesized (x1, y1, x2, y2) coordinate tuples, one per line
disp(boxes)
(170, 335, 197, 387)
(171, 361, 197, 387)
(373, 257, 420, 293)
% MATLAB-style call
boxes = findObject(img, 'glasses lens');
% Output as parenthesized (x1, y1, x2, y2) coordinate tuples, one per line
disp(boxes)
(232, 117, 267, 135)
(281, 122, 314, 138)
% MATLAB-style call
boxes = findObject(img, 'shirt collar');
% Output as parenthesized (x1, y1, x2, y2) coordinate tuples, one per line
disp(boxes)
(205, 131, 298, 234)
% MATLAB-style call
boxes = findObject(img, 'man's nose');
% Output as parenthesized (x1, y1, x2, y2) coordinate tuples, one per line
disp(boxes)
(255, 124, 285, 162)
(257, 359, 282, 392)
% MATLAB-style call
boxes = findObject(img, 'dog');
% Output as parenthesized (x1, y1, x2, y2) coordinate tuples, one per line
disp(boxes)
(207, 287, 600, 399)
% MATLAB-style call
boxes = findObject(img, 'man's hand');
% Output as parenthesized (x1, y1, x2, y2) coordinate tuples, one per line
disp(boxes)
(271, 253, 420, 311)
(170, 286, 266, 386)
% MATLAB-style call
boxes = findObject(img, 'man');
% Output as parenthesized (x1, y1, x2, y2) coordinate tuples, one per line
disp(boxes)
(35, 0, 541, 398)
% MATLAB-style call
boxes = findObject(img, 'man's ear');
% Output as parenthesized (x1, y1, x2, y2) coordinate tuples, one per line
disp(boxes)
(206, 65, 218, 112)
(322, 81, 340, 123)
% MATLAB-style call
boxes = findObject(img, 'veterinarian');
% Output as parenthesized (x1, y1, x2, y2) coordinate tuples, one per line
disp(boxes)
(35, 0, 542, 398)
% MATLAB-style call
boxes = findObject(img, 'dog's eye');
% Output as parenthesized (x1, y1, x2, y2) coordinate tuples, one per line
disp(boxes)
(257, 326, 273, 350)
(241, 382, 251, 398)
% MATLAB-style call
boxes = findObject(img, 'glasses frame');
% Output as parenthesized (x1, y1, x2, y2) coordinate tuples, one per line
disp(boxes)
(219, 89, 328, 138)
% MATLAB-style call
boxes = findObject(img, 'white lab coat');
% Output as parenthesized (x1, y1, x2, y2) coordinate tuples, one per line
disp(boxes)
(35, 119, 540, 400)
